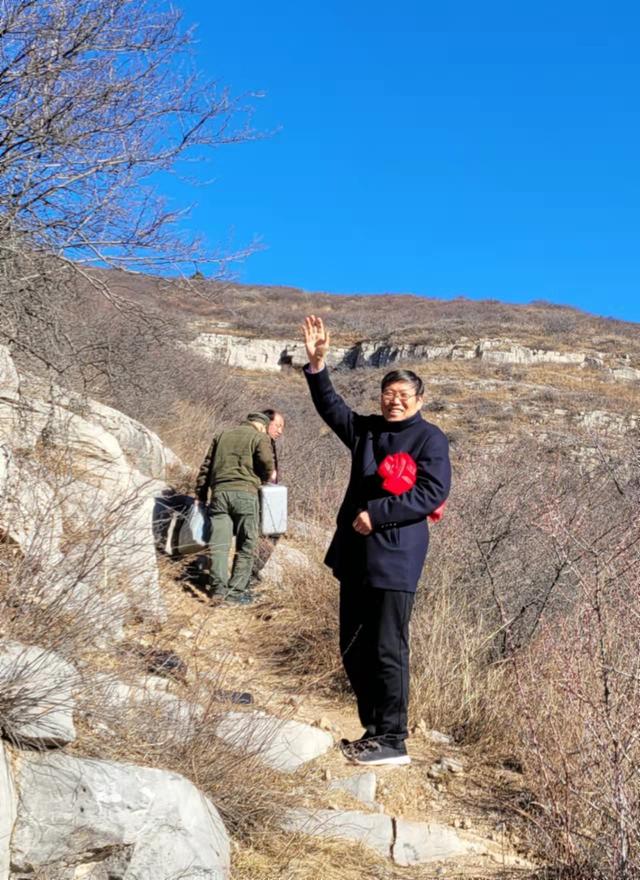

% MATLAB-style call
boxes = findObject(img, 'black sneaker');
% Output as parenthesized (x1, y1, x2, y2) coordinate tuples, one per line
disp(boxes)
(346, 740, 411, 766)
(338, 730, 376, 754)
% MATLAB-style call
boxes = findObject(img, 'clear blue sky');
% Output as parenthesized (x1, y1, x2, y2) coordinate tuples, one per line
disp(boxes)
(164, 0, 640, 322)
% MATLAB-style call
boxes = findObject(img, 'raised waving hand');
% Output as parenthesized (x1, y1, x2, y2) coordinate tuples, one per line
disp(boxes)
(302, 315, 330, 372)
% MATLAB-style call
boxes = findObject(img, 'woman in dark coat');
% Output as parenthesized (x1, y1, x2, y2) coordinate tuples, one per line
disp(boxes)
(303, 315, 451, 765)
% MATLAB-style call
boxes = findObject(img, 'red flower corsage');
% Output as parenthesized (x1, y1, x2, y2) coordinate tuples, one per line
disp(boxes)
(377, 452, 446, 523)
(377, 452, 417, 495)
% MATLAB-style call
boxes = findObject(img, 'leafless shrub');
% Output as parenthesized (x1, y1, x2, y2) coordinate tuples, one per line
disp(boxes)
(507, 442, 640, 878)
(0, 0, 257, 388)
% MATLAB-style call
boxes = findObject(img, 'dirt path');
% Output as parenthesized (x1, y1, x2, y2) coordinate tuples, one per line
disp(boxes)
(148, 568, 536, 879)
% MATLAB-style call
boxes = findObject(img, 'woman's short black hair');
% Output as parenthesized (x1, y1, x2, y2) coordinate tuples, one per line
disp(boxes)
(380, 369, 424, 398)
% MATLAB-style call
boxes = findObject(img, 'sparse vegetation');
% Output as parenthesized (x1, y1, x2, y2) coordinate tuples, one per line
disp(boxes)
(2, 258, 639, 878)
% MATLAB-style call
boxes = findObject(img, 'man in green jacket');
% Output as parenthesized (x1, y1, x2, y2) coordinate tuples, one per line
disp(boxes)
(196, 412, 274, 604)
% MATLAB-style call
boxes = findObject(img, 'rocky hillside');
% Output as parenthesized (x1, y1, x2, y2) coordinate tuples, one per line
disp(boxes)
(0, 342, 538, 879)
(2, 273, 639, 880)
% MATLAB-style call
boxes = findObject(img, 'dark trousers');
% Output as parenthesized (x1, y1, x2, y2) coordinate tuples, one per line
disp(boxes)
(339, 581, 415, 746)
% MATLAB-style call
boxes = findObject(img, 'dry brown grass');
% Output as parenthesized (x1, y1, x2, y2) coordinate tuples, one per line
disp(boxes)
(409, 575, 510, 747)
(111, 269, 640, 357)
(5, 276, 639, 878)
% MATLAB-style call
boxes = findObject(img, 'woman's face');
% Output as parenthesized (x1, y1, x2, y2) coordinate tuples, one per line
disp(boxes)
(380, 381, 424, 422)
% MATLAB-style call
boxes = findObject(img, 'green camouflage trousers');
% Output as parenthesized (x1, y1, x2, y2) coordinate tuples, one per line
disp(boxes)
(208, 489, 260, 595)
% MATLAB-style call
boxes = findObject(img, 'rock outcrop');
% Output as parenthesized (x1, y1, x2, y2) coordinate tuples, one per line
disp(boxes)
(190, 331, 350, 372)
(0, 344, 182, 628)
(189, 331, 640, 380)
(10, 751, 230, 879)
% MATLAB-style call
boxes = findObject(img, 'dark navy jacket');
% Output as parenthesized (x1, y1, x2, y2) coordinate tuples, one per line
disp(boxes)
(305, 366, 451, 592)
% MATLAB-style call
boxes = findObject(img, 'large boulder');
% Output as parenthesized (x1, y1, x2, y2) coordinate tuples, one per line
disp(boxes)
(0, 345, 178, 626)
(14, 363, 181, 482)
(0, 641, 78, 747)
(0, 453, 64, 567)
(0, 347, 180, 628)
(10, 751, 230, 879)
(59, 480, 167, 623)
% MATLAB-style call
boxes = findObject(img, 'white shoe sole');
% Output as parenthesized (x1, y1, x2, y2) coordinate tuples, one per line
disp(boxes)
(353, 755, 411, 766)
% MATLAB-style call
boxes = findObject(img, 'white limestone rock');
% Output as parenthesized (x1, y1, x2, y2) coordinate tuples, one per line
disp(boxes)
(427, 729, 454, 746)
(0, 641, 78, 747)
(190, 331, 349, 372)
(47, 390, 181, 480)
(90, 676, 203, 745)
(10, 751, 230, 879)
(393, 819, 485, 866)
(216, 711, 333, 772)
(478, 339, 583, 366)
(0, 741, 16, 880)
(329, 771, 377, 805)
(578, 409, 638, 434)
(59, 480, 167, 624)
(0, 345, 173, 629)
(355, 341, 458, 368)
(0, 346, 19, 402)
(281, 808, 392, 858)
(258, 542, 317, 586)
(188, 330, 632, 378)
(612, 365, 640, 382)
(0, 454, 64, 567)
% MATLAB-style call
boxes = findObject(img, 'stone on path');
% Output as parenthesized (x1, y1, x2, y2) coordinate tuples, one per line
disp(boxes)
(0, 641, 78, 747)
(216, 711, 333, 772)
(393, 819, 485, 866)
(89, 675, 203, 746)
(10, 751, 229, 880)
(281, 808, 393, 858)
(439, 756, 464, 774)
(329, 771, 377, 805)
(281, 807, 488, 868)
(426, 729, 454, 746)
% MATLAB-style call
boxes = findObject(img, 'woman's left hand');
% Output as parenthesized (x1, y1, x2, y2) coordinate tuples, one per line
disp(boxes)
(352, 510, 373, 535)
